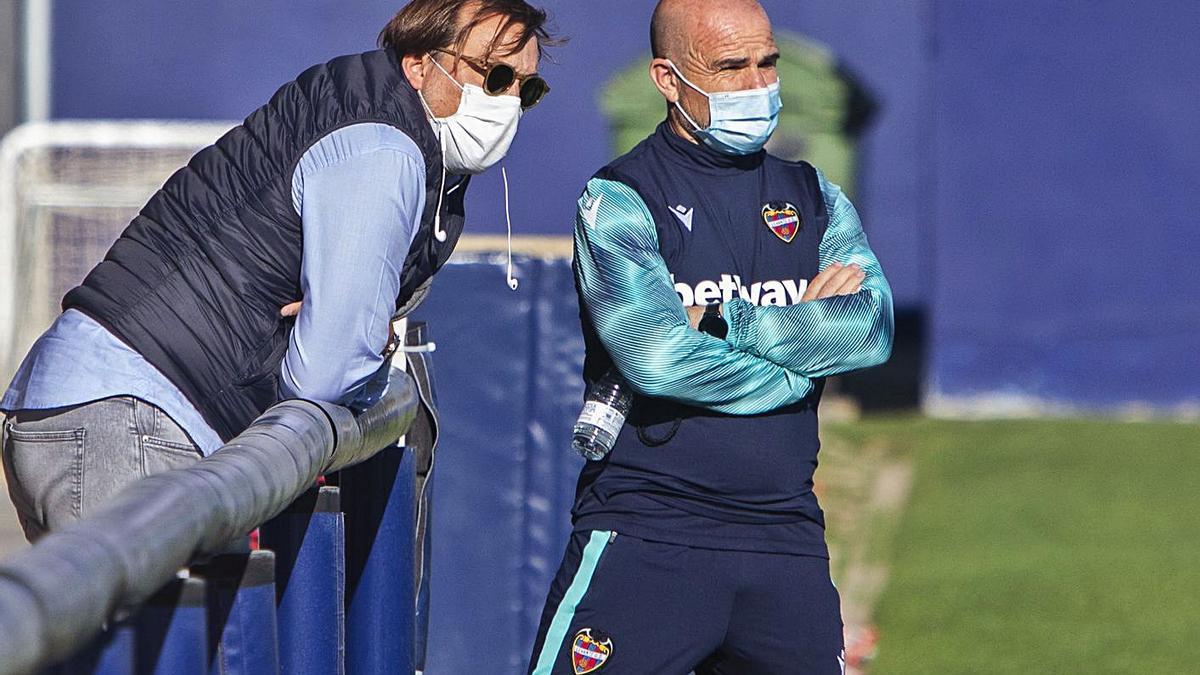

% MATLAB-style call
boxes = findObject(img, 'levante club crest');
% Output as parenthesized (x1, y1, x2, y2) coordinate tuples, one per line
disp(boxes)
(571, 629, 613, 674)
(762, 201, 802, 243)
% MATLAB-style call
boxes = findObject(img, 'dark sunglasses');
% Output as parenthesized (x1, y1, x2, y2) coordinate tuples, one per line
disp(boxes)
(434, 49, 550, 110)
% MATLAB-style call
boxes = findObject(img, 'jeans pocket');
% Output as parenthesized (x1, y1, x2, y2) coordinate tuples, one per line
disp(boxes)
(5, 424, 86, 527)
(141, 436, 202, 476)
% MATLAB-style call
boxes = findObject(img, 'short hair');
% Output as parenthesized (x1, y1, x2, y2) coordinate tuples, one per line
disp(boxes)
(379, 0, 562, 60)
(650, 3, 668, 58)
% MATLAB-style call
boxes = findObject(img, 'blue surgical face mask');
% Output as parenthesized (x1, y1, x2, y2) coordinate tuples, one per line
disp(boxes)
(668, 61, 782, 156)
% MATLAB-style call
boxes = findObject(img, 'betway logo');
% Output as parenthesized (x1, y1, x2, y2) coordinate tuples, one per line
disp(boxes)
(671, 274, 809, 307)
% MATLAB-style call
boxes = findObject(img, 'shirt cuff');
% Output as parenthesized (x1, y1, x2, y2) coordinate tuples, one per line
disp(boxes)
(347, 360, 392, 414)
(724, 298, 759, 356)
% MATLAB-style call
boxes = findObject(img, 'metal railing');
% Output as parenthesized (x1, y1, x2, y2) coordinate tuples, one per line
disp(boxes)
(0, 367, 419, 674)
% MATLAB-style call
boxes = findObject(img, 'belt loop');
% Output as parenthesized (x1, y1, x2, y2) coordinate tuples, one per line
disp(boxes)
(133, 398, 155, 437)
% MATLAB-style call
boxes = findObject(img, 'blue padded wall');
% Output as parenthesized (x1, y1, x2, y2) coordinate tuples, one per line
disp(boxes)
(411, 256, 585, 674)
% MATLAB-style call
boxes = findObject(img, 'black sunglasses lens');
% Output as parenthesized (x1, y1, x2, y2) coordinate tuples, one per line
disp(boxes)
(520, 77, 549, 109)
(484, 64, 516, 95)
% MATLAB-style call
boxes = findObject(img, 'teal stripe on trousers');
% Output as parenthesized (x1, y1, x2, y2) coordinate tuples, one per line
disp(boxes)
(531, 530, 612, 675)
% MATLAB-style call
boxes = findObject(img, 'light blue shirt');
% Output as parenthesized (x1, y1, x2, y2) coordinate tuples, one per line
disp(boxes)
(1, 123, 426, 455)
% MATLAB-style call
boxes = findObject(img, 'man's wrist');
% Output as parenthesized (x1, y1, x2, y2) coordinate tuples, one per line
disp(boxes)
(698, 302, 728, 339)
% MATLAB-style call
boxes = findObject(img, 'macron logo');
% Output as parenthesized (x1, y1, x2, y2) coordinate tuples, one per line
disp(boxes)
(671, 273, 809, 307)
(669, 204, 694, 231)
(582, 194, 603, 229)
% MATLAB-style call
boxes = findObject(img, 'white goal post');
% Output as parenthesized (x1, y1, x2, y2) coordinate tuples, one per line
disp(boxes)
(0, 120, 235, 384)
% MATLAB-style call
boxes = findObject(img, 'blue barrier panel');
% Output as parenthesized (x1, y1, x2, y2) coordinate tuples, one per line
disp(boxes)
(193, 550, 279, 675)
(259, 487, 345, 675)
(42, 621, 134, 675)
(341, 445, 415, 675)
(135, 578, 208, 675)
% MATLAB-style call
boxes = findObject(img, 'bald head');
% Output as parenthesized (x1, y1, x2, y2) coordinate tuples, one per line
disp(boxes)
(651, 0, 771, 61)
(648, 0, 779, 141)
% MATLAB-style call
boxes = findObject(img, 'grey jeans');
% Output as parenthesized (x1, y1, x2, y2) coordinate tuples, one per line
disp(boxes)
(2, 396, 203, 541)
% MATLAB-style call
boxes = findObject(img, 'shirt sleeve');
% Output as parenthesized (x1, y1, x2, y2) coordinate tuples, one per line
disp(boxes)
(722, 170, 894, 378)
(279, 123, 426, 406)
(575, 177, 817, 415)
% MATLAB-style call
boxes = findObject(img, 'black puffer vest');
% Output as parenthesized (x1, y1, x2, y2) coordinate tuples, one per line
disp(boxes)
(63, 49, 468, 441)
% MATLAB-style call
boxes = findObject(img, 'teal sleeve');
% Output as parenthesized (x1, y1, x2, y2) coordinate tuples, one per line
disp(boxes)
(574, 178, 816, 415)
(723, 170, 894, 378)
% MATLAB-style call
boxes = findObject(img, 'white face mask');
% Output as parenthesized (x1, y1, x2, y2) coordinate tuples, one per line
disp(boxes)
(420, 54, 523, 291)
(668, 61, 782, 156)
(423, 55, 522, 175)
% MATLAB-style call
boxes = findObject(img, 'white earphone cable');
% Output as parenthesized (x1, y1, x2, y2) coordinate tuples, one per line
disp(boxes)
(502, 165, 518, 291)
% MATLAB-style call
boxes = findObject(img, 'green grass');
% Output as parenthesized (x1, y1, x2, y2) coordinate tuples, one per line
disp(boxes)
(821, 415, 1200, 674)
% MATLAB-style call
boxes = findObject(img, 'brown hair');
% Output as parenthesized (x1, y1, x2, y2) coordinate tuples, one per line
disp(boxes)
(379, 0, 561, 60)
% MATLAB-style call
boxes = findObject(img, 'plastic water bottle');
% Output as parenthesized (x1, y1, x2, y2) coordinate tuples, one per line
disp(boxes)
(572, 369, 632, 461)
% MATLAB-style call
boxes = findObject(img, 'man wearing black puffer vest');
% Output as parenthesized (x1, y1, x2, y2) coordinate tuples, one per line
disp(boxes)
(1, 0, 558, 542)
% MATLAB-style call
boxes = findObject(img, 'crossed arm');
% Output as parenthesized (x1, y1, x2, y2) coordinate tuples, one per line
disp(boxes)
(575, 174, 893, 416)
(721, 170, 894, 379)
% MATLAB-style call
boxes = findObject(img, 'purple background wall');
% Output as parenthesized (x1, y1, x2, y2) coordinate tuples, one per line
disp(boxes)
(48, 0, 929, 309)
(927, 1, 1200, 412)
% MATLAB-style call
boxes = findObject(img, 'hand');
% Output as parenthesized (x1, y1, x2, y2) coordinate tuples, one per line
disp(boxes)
(280, 301, 302, 318)
(802, 263, 864, 302)
(685, 304, 708, 329)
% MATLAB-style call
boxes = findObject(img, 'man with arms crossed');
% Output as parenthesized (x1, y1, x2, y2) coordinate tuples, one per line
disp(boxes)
(529, 1, 892, 672)
(1, 0, 557, 538)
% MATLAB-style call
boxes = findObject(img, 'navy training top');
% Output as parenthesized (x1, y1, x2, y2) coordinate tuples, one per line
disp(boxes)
(570, 123, 894, 556)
